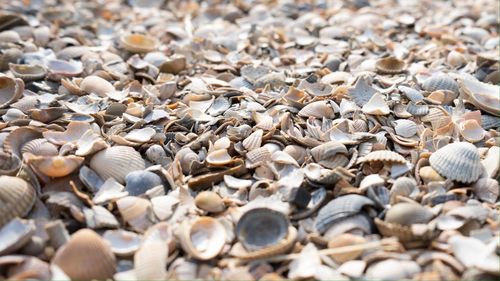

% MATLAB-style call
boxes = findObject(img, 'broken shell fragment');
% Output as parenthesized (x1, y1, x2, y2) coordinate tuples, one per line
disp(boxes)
(362, 93, 390, 115)
(179, 217, 226, 261)
(195, 191, 226, 213)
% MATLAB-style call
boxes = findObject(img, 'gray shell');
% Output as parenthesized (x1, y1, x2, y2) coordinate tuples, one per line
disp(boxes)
(421, 73, 459, 94)
(385, 203, 433, 225)
(429, 142, 483, 183)
(315, 194, 375, 233)
(125, 170, 163, 196)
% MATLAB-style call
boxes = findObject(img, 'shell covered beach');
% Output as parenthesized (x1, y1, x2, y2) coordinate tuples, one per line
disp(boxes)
(0, 0, 499, 280)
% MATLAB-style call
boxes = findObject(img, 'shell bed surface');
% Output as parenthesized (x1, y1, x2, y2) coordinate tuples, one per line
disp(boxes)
(0, 0, 498, 280)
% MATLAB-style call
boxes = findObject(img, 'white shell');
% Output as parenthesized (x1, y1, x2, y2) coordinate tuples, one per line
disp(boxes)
(90, 146, 146, 183)
(429, 142, 483, 183)
(179, 217, 226, 261)
(298, 100, 336, 119)
(459, 119, 485, 143)
(362, 93, 390, 115)
(393, 119, 417, 138)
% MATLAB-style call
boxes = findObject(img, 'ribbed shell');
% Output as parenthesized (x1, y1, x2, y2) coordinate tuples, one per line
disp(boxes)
(362, 150, 407, 163)
(298, 100, 335, 119)
(242, 129, 263, 151)
(375, 57, 406, 74)
(429, 142, 483, 183)
(53, 229, 116, 280)
(393, 119, 417, 138)
(385, 203, 433, 225)
(21, 138, 58, 156)
(421, 73, 459, 94)
(315, 194, 375, 233)
(0, 176, 36, 227)
(390, 177, 417, 203)
(406, 102, 429, 116)
(90, 146, 145, 183)
(245, 146, 271, 168)
(398, 85, 424, 102)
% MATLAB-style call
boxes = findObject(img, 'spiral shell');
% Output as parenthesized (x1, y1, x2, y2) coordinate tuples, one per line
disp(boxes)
(429, 142, 483, 183)
(90, 146, 146, 183)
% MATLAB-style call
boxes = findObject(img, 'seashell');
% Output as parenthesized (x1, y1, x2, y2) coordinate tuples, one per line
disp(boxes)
(206, 149, 232, 166)
(327, 234, 366, 263)
(9, 63, 46, 81)
(116, 196, 154, 232)
(283, 145, 308, 165)
(246, 146, 271, 169)
(398, 85, 424, 102)
(223, 175, 252, 189)
(26, 155, 84, 178)
(310, 141, 348, 169)
(429, 142, 483, 183)
(242, 129, 263, 151)
(375, 57, 406, 74)
(406, 102, 429, 116)
(390, 177, 418, 204)
(29, 107, 66, 123)
(472, 178, 499, 204)
(120, 33, 159, 53)
(159, 54, 186, 74)
(80, 75, 115, 98)
(3, 108, 27, 122)
(323, 213, 374, 239)
(315, 194, 375, 233)
(419, 166, 445, 183)
(421, 73, 459, 94)
(195, 191, 226, 213)
(45, 59, 82, 80)
(43, 121, 91, 145)
(125, 170, 162, 196)
(385, 203, 433, 225)
(374, 218, 434, 248)
(0, 219, 35, 255)
(459, 119, 485, 143)
(362, 150, 407, 163)
(272, 151, 299, 166)
(365, 259, 421, 280)
(103, 229, 141, 257)
(179, 217, 226, 260)
(124, 127, 156, 143)
(348, 75, 377, 107)
(75, 130, 109, 156)
(90, 146, 146, 183)
(236, 208, 289, 252)
(0, 74, 23, 109)
(44, 220, 70, 250)
(176, 147, 199, 174)
(53, 229, 116, 280)
(362, 93, 390, 115)
(426, 90, 457, 105)
(298, 100, 336, 119)
(134, 229, 167, 280)
(146, 144, 166, 164)
(455, 73, 500, 116)
(21, 138, 58, 156)
(0, 176, 36, 227)
(392, 119, 417, 138)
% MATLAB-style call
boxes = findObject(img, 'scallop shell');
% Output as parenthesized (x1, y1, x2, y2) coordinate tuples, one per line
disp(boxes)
(195, 191, 226, 213)
(0, 74, 23, 109)
(103, 229, 141, 257)
(120, 33, 159, 53)
(246, 146, 271, 169)
(429, 142, 483, 183)
(80, 75, 115, 98)
(236, 208, 289, 252)
(90, 146, 146, 183)
(362, 93, 390, 115)
(9, 63, 47, 81)
(310, 141, 349, 169)
(315, 194, 375, 233)
(116, 196, 154, 232)
(179, 217, 226, 261)
(0, 218, 35, 255)
(27, 155, 84, 178)
(242, 129, 263, 151)
(393, 119, 417, 138)
(0, 176, 36, 227)
(459, 119, 485, 143)
(206, 149, 232, 166)
(298, 100, 336, 119)
(472, 178, 499, 204)
(375, 57, 406, 74)
(21, 138, 58, 156)
(385, 203, 433, 225)
(421, 73, 459, 94)
(53, 229, 116, 280)
(124, 170, 162, 196)
(362, 150, 406, 163)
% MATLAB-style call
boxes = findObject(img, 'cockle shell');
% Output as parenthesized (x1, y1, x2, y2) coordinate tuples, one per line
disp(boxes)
(398, 85, 424, 102)
(0, 74, 23, 109)
(9, 63, 47, 81)
(242, 129, 263, 151)
(362, 93, 390, 115)
(195, 191, 226, 213)
(21, 138, 58, 156)
(375, 57, 406, 74)
(120, 33, 159, 53)
(393, 119, 417, 138)
(390, 177, 418, 204)
(26, 155, 84, 178)
(362, 150, 407, 163)
(0, 176, 36, 227)
(406, 102, 429, 116)
(90, 146, 146, 183)
(53, 229, 116, 280)
(310, 141, 349, 169)
(179, 217, 226, 261)
(459, 119, 485, 143)
(429, 142, 483, 183)
(246, 146, 271, 168)
(298, 100, 336, 119)
(80, 75, 115, 98)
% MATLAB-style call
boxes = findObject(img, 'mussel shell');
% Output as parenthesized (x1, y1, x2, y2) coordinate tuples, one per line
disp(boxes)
(236, 208, 289, 252)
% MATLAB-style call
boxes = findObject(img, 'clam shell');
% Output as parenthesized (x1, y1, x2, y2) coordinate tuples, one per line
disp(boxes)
(362, 93, 390, 115)
(472, 178, 499, 204)
(9, 63, 46, 81)
(21, 138, 58, 156)
(120, 33, 159, 53)
(124, 127, 156, 143)
(236, 208, 289, 252)
(179, 217, 226, 261)
(206, 149, 232, 166)
(80, 75, 115, 98)
(53, 229, 116, 280)
(283, 145, 308, 165)
(454, 73, 500, 116)
(315, 194, 375, 233)
(459, 119, 486, 143)
(0, 219, 35, 255)
(385, 203, 433, 225)
(375, 57, 406, 74)
(46, 59, 82, 79)
(362, 150, 406, 163)
(0, 176, 36, 227)
(419, 166, 445, 183)
(195, 191, 225, 213)
(90, 146, 146, 183)
(103, 229, 141, 257)
(421, 73, 459, 94)
(27, 155, 84, 178)
(43, 121, 91, 145)
(393, 119, 417, 138)
(429, 142, 483, 183)
(0, 74, 23, 109)
(298, 100, 336, 119)
(116, 196, 154, 233)
(134, 229, 167, 280)
(124, 170, 162, 196)
(390, 177, 418, 203)
(365, 259, 421, 280)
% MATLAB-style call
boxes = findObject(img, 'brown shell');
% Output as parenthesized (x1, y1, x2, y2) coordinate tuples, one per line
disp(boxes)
(0, 74, 23, 109)
(0, 176, 36, 227)
(53, 229, 116, 280)
(375, 57, 406, 74)
(90, 146, 146, 183)
(374, 218, 434, 248)
(27, 155, 84, 178)
(120, 33, 159, 53)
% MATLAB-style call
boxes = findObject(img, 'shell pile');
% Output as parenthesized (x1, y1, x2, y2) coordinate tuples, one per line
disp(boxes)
(0, 0, 498, 280)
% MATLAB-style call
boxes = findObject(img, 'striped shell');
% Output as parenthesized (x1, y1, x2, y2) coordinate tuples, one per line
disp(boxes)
(21, 138, 58, 156)
(315, 194, 375, 233)
(421, 73, 459, 94)
(90, 146, 146, 183)
(398, 85, 424, 102)
(385, 203, 433, 225)
(429, 142, 483, 183)
(179, 217, 226, 261)
(0, 74, 23, 109)
(310, 141, 349, 169)
(242, 129, 263, 151)
(406, 102, 429, 116)
(134, 229, 167, 280)
(0, 176, 36, 227)
(393, 119, 417, 138)
(362, 150, 406, 163)
(375, 57, 406, 74)
(53, 229, 116, 280)
(246, 146, 271, 168)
